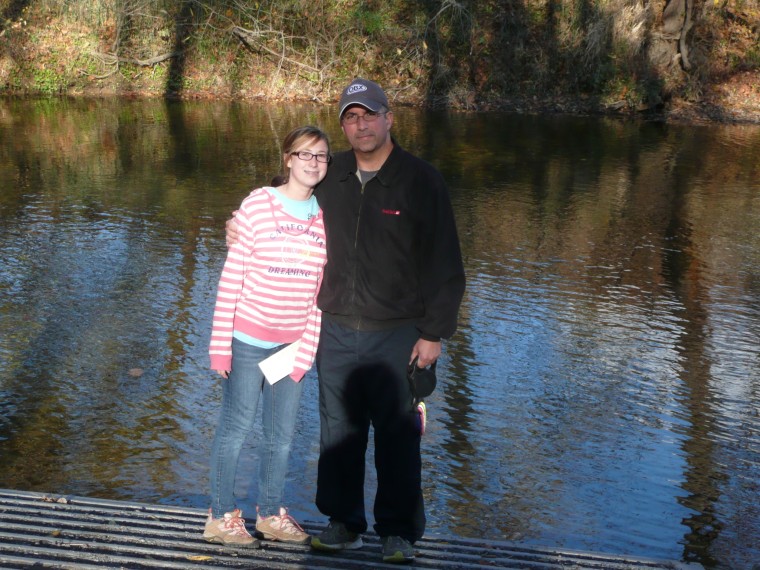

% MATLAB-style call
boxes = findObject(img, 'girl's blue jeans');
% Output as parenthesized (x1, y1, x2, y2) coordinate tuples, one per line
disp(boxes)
(209, 338, 305, 519)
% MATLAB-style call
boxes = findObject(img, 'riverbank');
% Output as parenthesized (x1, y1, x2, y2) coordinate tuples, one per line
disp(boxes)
(2, 1, 758, 126)
(6, 73, 760, 126)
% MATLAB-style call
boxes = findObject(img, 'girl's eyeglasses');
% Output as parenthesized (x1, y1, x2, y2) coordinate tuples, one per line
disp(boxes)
(291, 151, 331, 163)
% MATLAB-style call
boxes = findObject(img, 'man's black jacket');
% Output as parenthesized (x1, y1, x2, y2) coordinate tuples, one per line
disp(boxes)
(315, 141, 465, 341)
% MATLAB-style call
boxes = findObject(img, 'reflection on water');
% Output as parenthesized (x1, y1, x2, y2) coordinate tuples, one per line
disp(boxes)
(1, 98, 759, 569)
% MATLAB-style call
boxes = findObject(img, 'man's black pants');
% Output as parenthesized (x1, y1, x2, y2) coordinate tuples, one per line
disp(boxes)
(315, 316, 425, 543)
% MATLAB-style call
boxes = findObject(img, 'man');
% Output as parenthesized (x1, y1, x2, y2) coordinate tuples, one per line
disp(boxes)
(228, 78, 465, 563)
(309, 78, 465, 564)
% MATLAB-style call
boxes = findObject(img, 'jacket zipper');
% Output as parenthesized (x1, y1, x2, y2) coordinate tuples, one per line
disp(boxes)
(349, 175, 367, 323)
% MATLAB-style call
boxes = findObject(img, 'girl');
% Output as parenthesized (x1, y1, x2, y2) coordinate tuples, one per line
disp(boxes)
(204, 126, 330, 547)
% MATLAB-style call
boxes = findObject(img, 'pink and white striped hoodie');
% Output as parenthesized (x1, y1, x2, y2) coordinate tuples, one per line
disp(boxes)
(209, 188, 327, 381)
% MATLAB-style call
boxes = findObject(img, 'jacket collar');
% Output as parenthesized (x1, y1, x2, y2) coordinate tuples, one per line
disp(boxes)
(337, 137, 404, 186)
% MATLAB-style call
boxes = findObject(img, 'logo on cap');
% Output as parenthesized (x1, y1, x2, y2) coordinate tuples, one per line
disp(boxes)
(346, 84, 368, 95)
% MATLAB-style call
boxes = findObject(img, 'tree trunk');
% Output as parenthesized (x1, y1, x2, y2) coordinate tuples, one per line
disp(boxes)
(649, 0, 694, 71)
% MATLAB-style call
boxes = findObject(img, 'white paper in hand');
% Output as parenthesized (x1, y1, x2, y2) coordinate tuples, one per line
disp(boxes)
(258, 340, 301, 384)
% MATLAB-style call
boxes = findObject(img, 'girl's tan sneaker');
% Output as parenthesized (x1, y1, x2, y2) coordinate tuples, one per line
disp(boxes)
(255, 506, 310, 544)
(203, 508, 260, 548)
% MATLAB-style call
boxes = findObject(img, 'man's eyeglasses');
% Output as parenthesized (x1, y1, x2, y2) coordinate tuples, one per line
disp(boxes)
(341, 111, 386, 125)
(291, 151, 331, 163)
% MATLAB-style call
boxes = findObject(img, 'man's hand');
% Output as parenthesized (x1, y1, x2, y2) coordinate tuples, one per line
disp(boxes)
(410, 338, 441, 369)
(225, 212, 240, 248)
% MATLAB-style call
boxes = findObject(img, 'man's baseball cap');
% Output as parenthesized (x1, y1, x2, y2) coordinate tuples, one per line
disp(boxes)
(338, 78, 389, 117)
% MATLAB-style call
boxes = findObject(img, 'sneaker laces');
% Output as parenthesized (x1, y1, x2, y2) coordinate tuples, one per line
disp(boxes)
(272, 508, 305, 535)
(222, 510, 250, 536)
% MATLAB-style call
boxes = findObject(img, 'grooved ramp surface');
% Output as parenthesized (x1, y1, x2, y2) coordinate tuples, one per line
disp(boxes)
(0, 489, 701, 569)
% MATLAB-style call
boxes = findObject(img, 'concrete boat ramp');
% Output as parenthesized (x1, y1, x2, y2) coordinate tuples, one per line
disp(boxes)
(0, 489, 700, 569)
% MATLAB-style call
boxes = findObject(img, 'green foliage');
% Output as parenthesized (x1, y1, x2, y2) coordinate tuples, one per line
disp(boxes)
(739, 44, 760, 71)
(353, 5, 385, 35)
(32, 67, 64, 94)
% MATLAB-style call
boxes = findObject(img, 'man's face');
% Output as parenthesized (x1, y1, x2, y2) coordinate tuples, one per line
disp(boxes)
(340, 105, 393, 154)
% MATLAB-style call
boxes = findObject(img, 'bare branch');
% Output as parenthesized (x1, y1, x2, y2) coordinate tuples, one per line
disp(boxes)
(230, 25, 320, 73)
(90, 50, 182, 66)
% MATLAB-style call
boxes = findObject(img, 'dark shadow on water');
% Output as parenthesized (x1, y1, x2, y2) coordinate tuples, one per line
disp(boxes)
(658, 128, 722, 569)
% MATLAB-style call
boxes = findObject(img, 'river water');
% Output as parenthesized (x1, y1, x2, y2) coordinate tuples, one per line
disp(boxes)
(0, 98, 758, 569)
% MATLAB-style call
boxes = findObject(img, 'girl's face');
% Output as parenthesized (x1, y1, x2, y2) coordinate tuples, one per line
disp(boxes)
(286, 138, 330, 189)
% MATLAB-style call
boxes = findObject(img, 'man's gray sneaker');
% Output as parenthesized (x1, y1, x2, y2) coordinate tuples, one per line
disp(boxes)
(381, 535, 415, 563)
(310, 521, 363, 551)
